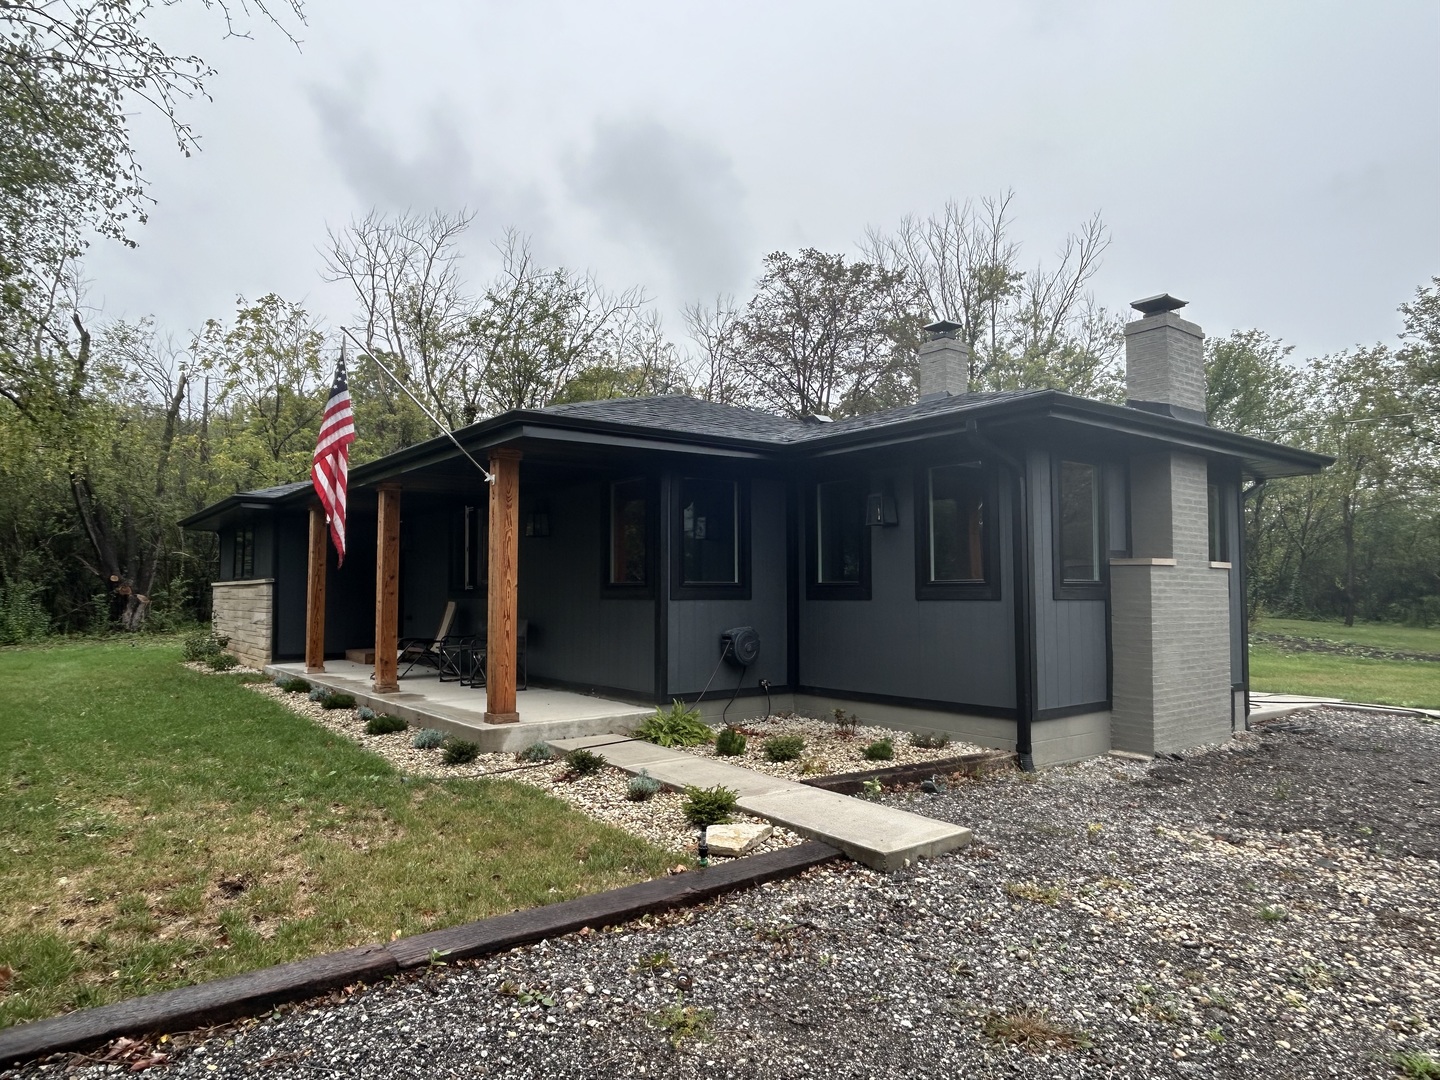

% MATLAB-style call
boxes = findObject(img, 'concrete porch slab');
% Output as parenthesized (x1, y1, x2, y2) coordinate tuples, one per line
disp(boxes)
(266, 661, 653, 754)
(548, 736, 973, 872)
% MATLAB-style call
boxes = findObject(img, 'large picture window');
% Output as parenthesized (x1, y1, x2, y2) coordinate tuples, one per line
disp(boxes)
(916, 463, 996, 599)
(1208, 483, 1229, 563)
(609, 479, 648, 586)
(1055, 459, 1104, 597)
(810, 478, 869, 598)
(680, 478, 739, 585)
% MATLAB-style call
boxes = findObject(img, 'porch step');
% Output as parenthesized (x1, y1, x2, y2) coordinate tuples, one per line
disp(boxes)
(550, 735, 973, 872)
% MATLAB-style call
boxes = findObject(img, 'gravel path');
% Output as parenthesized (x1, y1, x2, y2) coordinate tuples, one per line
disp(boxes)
(9, 706, 1437, 1079)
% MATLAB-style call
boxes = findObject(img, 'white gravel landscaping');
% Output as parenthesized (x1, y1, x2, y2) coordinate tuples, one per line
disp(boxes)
(239, 680, 806, 860)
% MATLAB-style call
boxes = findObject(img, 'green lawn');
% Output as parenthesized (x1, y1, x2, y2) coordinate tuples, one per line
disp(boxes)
(1250, 617, 1440, 709)
(0, 639, 680, 1028)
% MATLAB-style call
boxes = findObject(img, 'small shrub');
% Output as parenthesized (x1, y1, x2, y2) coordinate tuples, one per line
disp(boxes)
(763, 735, 805, 763)
(517, 741, 555, 763)
(564, 748, 607, 777)
(633, 700, 713, 747)
(279, 677, 311, 694)
(321, 692, 357, 710)
(443, 740, 480, 765)
(909, 730, 950, 750)
(411, 727, 445, 749)
(357, 706, 377, 722)
(365, 713, 408, 735)
(182, 630, 228, 662)
(860, 778, 883, 800)
(863, 738, 894, 761)
(205, 652, 239, 672)
(714, 726, 747, 757)
(682, 784, 738, 827)
(627, 770, 662, 802)
(308, 687, 326, 702)
(830, 707, 859, 738)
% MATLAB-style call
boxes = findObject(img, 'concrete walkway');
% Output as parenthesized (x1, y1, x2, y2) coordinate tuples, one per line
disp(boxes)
(1249, 691, 1440, 723)
(550, 734, 973, 872)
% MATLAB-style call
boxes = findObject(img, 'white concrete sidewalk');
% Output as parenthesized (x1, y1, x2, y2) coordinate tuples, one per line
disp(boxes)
(550, 734, 973, 872)
(1249, 691, 1440, 723)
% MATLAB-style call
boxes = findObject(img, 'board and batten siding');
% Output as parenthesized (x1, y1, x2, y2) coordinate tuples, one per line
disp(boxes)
(1028, 449, 1109, 712)
(520, 479, 655, 698)
(666, 476, 788, 696)
(797, 463, 1015, 710)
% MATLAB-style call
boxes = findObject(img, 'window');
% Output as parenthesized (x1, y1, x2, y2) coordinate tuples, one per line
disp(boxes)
(232, 526, 254, 579)
(810, 478, 869, 597)
(917, 463, 996, 599)
(609, 479, 648, 585)
(1055, 460, 1103, 597)
(1208, 483, 1229, 563)
(449, 505, 483, 592)
(680, 478, 739, 585)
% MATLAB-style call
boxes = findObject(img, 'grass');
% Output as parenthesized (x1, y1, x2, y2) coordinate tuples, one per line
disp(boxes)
(649, 998, 714, 1046)
(1393, 1050, 1440, 1079)
(980, 1006, 1089, 1052)
(1249, 617, 1440, 709)
(0, 639, 681, 1028)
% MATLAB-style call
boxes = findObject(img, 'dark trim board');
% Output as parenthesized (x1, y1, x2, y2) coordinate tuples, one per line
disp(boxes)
(795, 684, 1017, 720)
(1034, 701, 1110, 722)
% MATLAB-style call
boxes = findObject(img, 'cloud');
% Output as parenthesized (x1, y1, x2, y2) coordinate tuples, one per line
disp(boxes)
(565, 117, 749, 302)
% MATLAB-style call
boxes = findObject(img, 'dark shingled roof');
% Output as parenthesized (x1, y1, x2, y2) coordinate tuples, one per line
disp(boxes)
(538, 391, 1043, 445)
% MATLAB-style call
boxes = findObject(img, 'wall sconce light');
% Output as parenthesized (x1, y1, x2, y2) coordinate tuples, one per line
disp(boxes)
(524, 509, 550, 537)
(865, 492, 898, 527)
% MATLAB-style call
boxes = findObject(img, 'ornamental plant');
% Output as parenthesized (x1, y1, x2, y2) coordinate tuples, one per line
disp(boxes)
(715, 726, 747, 757)
(443, 739, 480, 765)
(365, 713, 408, 735)
(627, 770, 662, 802)
(564, 748, 606, 778)
(634, 700, 713, 747)
(863, 738, 895, 762)
(762, 735, 805, 763)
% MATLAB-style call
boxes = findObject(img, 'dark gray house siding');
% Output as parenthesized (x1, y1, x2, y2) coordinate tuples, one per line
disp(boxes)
(665, 474, 788, 698)
(521, 478, 656, 699)
(1028, 450, 1109, 714)
(797, 461, 1016, 712)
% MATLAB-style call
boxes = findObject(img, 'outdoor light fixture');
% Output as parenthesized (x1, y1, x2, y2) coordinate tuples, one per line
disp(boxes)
(865, 492, 898, 527)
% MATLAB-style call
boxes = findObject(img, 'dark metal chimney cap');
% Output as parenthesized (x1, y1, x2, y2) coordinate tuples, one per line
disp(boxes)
(922, 319, 964, 340)
(1130, 293, 1188, 316)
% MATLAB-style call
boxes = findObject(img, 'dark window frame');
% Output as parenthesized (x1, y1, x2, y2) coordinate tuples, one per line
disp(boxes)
(232, 526, 255, 580)
(671, 475, 751, 601)
(449, 504, 485, 594)
(1052, 457, 1107, 600)
(914, 462, 1001, 601)
(806, 475, 872, 601)
(1208, 481, 1230, 563)
(602, 476, 657, 598)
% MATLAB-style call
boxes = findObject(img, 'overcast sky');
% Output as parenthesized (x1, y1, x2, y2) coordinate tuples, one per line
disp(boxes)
(83, 0, 1439, 364)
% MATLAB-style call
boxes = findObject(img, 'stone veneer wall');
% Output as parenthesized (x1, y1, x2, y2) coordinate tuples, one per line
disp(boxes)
(211, 579, 274, 669)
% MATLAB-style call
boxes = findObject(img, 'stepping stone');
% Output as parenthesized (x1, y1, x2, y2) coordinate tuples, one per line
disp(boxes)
(706, 823, 772, 857)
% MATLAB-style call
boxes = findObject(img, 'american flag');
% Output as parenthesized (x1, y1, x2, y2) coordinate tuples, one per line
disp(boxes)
(312, 353, 357, 565)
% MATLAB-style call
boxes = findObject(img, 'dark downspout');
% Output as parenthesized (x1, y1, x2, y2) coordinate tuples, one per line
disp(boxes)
(967, 423, 1036, 772)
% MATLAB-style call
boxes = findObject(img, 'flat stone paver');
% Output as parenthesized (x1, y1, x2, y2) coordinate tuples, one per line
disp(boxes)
(549, 736, 972, 871)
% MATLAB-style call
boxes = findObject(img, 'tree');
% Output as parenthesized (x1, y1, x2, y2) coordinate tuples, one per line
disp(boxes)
(728, 249, 915, 419)
(863, 192, 1124, 399)
(551, 310, 692, 405)
(683, 297, 745, 406)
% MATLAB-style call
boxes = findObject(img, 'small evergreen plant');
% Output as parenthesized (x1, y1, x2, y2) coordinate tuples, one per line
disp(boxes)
(443, 739, 480, 765)
(411, 728, 445, 749)
(682, 784, 738, 827)
(627, 770, 662, 802)
(365, 713, 408, 735)
(863, 738, 895, 762)
(564, 748, 607, 777)
(763, 735, 805, 763)
(714, 726, 748, 757)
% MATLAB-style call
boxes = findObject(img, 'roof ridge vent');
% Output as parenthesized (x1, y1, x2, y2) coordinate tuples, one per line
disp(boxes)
(802, 413, 834, 424)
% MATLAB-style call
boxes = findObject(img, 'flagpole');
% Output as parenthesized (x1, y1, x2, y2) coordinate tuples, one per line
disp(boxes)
(339, 326, 495, 484)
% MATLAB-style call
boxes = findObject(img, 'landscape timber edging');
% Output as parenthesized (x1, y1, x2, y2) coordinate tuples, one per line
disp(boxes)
(0, 841, 841, 1068)
(800, 750, 1017, 795)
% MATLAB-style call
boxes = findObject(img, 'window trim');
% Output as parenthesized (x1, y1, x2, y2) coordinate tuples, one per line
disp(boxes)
(1052, 457, 1107, 600)
(1207, 480, 1230, 564)
(671, 475, 751, 601)
(914, 462, 1000, 601)
(806, 475, 872, 601)
(602, 476, 656, 598)
(449, 504, 484, 594)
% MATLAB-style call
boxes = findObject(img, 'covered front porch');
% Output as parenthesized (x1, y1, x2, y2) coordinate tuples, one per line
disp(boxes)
(268, 659, 654, 753)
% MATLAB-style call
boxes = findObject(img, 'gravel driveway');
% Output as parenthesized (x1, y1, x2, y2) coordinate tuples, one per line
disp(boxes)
(8, 707, 1437, 1079)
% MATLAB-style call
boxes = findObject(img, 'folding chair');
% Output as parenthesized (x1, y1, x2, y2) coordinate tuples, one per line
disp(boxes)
(397, 600, 458, 678)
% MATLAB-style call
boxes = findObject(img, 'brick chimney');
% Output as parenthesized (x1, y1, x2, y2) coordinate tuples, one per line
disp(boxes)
(917, 319, 970, 401)
(1123, 294, 1207, 424)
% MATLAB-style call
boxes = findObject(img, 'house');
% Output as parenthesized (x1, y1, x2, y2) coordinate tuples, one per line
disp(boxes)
(181, 295, 1330, 766)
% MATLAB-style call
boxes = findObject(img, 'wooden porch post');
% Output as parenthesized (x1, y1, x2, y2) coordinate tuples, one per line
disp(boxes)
(485, 448, 522, 723)
(373, 484, 402, 693)
(305, 504, 327, 673)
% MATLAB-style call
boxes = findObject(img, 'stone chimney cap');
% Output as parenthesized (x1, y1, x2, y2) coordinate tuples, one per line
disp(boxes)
(922, 319, 964, 340)
(1130, 293, 1188, 317)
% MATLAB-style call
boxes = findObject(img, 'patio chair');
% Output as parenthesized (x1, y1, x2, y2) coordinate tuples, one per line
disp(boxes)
(465, 619, 528, 691)
(397, 600, 458, 678)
